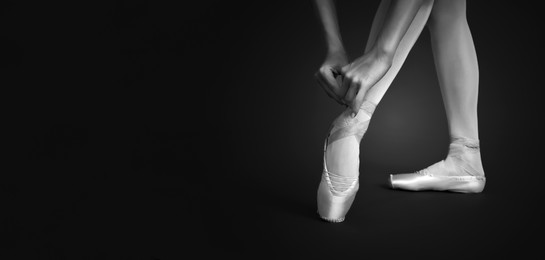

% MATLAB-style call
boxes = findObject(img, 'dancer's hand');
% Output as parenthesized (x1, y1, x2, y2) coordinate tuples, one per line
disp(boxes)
(315, 50, 349, 106)
(341, 48, 392, 116)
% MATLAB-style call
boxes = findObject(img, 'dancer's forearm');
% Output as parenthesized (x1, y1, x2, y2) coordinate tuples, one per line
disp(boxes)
(372, 0, 426, 59)
(315, 0, 345, 54)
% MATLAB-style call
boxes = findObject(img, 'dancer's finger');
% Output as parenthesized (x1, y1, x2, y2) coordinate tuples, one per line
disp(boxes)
(315, 70, 346, 106)
(350, 82, 371, 116)
(341, 63, 352, 74)
(343, 79, 360, 107)
(322, 67, 339, 90)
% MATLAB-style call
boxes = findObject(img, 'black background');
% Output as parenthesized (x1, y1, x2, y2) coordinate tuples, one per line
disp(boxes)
(3, 0, 544, 259)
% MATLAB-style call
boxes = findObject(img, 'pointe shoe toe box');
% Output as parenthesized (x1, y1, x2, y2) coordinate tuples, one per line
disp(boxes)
(317, 175, 359, 222)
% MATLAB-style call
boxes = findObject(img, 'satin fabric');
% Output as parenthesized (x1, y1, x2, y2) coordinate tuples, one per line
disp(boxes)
(390, 138, 485, 193)
(317, 139, 359, 222)
(390, 173, 485, 193)
(317, 101, 376, 222)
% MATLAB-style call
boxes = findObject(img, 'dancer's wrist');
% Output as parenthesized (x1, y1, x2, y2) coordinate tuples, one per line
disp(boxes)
(326, 43, 346, 57)
(325, 48, 348, 66)
(369, 45, 394, 67)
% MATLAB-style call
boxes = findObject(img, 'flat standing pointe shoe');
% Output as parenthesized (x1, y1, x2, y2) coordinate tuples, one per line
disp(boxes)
(389, 170, 485, 193)
(389, 137, 486, 193)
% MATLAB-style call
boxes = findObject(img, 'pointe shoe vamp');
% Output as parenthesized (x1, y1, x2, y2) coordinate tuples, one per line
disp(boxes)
(320, 172, 360, 198)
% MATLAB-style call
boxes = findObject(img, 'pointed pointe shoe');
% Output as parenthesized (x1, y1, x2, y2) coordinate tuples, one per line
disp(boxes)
(317, 136, 360, 223)
(316, 102, 376, 222)
(389, 172, 485, 193)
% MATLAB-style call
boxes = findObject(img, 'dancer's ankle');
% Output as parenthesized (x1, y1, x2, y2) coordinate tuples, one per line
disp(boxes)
(324, 101, 376, 179)
(447, 136, 485, 177)
(450, 136, 479, 147)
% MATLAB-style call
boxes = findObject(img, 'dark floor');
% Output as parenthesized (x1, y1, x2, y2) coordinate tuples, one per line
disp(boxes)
(4, 0, 544, 259)
(5, 123, 544, 260)
(4, 142, 543, 259)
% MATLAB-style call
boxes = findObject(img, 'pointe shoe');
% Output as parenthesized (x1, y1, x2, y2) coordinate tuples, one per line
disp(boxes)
(317, 101, 376, 222)
(317, 139, 359, 222)
(389, 138, 486, 193)
(389, 168, 486, 193)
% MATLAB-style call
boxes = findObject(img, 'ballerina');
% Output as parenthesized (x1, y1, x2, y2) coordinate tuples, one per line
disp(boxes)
(314, 0, 485, 223)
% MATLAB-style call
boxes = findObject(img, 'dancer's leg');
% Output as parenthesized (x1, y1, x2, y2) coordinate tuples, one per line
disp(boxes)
(342, 0, 434, 116)
(389, 0, 485, 192)
(364, 0, 434, 105)
(318, 0, 434, 222)
(325, 0, 434, 179)
(419, 0, 485, 176)
(428, 0, 479, 140)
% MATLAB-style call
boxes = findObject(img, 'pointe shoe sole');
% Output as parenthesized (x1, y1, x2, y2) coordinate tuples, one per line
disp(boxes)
(320, 216, 345, 223)
(389, 174, 485, 193)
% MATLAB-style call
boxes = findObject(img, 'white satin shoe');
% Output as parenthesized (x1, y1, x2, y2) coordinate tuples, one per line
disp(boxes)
(317, 139, 359, 222)
(317, 101, 376, 222)
(389, 137, 486, 193)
